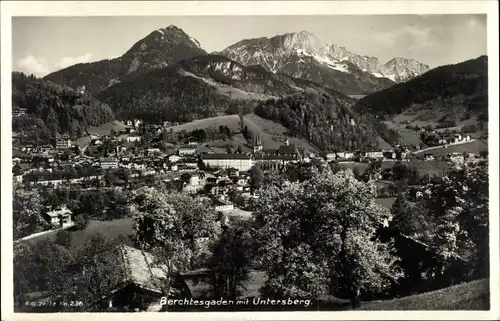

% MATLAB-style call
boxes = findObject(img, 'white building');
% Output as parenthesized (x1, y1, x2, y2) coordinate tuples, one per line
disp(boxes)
(100, 157, 119, 169)
(365, 151, 384, 159)
(126, 134, 142, 143)
(168, 155, 181, 163)
(133, 119, 142, 129)
(45, 206, 73, 228)
(202, 154, 253, 171)
(56, 136, 73, 149)
(178, 145, 196, 156)
(147, 148, 161, 154)
(214, 200, 235, 212)
(326, 152, 355, 161)
(183, 175, 204, 193)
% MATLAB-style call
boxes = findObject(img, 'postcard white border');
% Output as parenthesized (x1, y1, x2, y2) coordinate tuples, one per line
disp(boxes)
(1, 1, 499, 320)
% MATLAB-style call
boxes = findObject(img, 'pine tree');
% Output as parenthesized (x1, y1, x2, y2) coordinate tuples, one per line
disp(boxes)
(391, 193, 412, 235)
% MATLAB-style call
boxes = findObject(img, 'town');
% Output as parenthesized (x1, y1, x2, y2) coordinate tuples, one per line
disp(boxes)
(12, 116, 487, 239)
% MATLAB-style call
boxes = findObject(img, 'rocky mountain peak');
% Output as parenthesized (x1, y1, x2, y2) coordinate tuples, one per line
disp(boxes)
(281, 30, 325, 56)
(379, 57, 430, 82)
(43, 25, 207, 95)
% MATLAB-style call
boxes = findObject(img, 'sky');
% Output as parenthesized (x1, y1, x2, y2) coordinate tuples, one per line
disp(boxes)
(12, 15, 487, 77)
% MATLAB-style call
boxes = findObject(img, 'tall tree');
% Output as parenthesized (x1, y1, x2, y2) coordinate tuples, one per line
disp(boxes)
(14, 240, 75, 308)
(13, 184, 49, 240)
(207, 226, 254, 300)
(249, 164, 264, 190)
(132, 188, 221, 270)
(390, 193, 428, 238)
(65, 233, 127, 310)
(427, 160, 489, 278)
(254, 170, 402, 306)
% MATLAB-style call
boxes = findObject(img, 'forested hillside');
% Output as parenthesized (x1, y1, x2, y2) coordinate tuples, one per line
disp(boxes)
(12, 72, 115, 145)
(354, 56, 488, 122)
(98, 55, 339, 123)
(254, 91, 380, 151)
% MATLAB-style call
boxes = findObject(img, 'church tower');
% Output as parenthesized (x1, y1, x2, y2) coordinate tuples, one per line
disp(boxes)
(253, 133, 263, 153)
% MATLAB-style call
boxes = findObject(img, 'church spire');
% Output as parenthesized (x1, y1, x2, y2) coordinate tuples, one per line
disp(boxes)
(253, 133, 263, 153)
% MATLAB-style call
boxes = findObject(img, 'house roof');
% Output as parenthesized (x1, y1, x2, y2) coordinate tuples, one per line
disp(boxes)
(277, 144, 299, 155)
(46, 207, 72, 217)
(116, 244, 174, 294)
(213, 199, 233, 207)
(255, 154, 297, 161)
(183, 136, 198, 143)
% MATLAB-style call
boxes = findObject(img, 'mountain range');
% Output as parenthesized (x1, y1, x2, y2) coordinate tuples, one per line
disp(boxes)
(354, 55, 488, 124)
(15, 25, 486, 153)
(219, 30, 430, 93)
(43, 26, 429, 97)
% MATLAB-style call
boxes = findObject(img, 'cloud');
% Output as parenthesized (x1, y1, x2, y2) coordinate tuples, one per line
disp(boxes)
(466, 19, 478, 29)
(56, 53, 93, 69)
(15, 55, 49, 77)
(373, 25, 435, 50)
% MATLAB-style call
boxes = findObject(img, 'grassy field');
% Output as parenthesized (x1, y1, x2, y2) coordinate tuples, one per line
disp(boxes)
(416, 140, 488, 156)
(377, 136, 394, 150)
(339, 160, 450, 177)
(374, 197, 396, 210)
(381, 159, 451, 176)
(167, 114, 320, 153)
(24, 217, 135, 251)
(358, 279, 490, 310)
(74, 121, 131, 148)
(87, 120, 130, 136)
(339, 162, 371, 174)
(180, 70, 274, 101)
(393, 112, 442, 128)
(75, 136, 92, 148)
(382, 120, 426, 147)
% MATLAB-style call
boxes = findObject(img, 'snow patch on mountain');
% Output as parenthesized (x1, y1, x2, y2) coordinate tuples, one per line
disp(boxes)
(221, 30, 430, 83)
(296, 48, 349, 73)
(383, 74, 397, 82)
(189, 36, 202, 49)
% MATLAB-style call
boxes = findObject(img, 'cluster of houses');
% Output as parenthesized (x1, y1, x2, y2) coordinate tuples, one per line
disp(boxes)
(13, 118, 486, 230)
(12, 107, 27, 118)
(13, 134, 76, 153)
(325, 148, 410, 162)
(417, 127, 474, 147)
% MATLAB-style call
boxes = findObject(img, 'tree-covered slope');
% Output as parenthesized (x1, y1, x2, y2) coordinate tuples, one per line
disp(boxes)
(12, 72, 115, 145)
(97, 55, 340, 123)
(354, 56, 488, 121)
(254, 91, 380, 152)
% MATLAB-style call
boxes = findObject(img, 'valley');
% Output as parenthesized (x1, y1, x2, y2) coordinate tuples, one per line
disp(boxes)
(11, 19, 491, 314)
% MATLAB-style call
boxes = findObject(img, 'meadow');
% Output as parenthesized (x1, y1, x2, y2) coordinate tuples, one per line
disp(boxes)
(358, 278, 489, 310)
